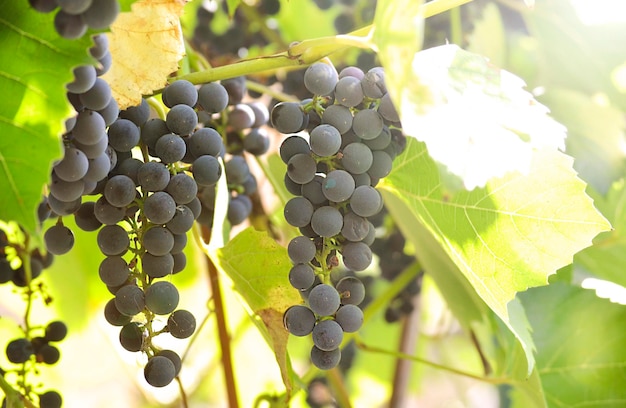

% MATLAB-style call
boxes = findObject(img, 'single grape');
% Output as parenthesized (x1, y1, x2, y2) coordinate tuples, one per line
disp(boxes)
(228, 103, 256, 130)
(81, 0, 120, 29)
(271, 102, 305, 133)
(115, 285, 145, 316)
(334, 76, 364, 108)
(283, 305, 316, 336)
(45, 321, 68, 342)
(172, 252, 187, 273)
(364, 125, 392, 151)
(311, 206, 343, 238)
(198, 82, 229, 113)
(304, 62, 338, 96)
(142, 252, 174, 278)
(166, 205, 195, 234)
(171, 233, 188, 254)
(221, 76, 247, 105)
(335, 304, 363, 332)
(378, 92, 400, 122)
(352, 109, 383, 140)
(188, 127, 223, 158)
(44, 224, 75, 255)
(47, 194, 81, 216)
(145, 281, 180, 315)
(225, 155, 250, 185)
(119, 322, 144, 352)
(287, 236, 316, 264)
(83, 152, 112, 183)
(156, 133, 187, 163)
(142, 226, 174, 256)
(167, 309, 196, 339)
(361, 68, 386, 99)
(323, 170, 355, 203)
(73, 132, 108, 159)
(6, 338, 33, 363)
(243, 128, 270, 155)
(163, 173, 196, 205)
(164, 80, 197, 108)
(310, 124, 342, 157)
(104, 175, 137, 208)
(336, 276, 366, 305)
(310, 346, 341, 370)
(137, 162, 170, 192)
(284, 196, 314, 228)
(312, 319, 343, 351)
(321, 105, 352, 134)
(66, 64, 96, 94)
(339, 66, 364, 80)
(289, 264, 315, 291)
(350, 185, 383, 218)
(308, 284, 341, 316)
(368, 150, 393, 179)
(54, 147, 89, 182)
(29, 0, 58, 13)
(192, 155, 222, 187)
(341, 242, 372, 271)
(341, 143, 373, 175)
(287, 153, 316, 184)
(99, 256, 131, 286)
(166, 104, 198, 136)
(97, 224, 130, 256)
(227, 196, 252, 225)
(108, 118, 141, 153)
(341, 212, 369, 242)
(143, 191, 177, 224)
(39, 391, 63, 408)
(144, 355, 176, 387)
(79, 78, 112, 111)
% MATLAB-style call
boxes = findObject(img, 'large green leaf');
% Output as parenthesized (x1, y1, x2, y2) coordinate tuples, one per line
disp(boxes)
(388, 44, 568, 190)
(0, 2, 94, 233)
(212, 227, 302, 395)
(379, 138, 610, 373)
(519, 283, 626, 407)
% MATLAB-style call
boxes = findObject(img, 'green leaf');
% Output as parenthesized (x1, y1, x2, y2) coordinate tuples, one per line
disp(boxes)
(226, 0, 242, 17)
(0, 3, 94, 233)
(575, 180, 626, 287)
(387, 44, 568, 190)
(539, 89, 626, 195)
(212, 228, 302, 395)
(519, 283, 626, 407)
(379, 138, 611, 373)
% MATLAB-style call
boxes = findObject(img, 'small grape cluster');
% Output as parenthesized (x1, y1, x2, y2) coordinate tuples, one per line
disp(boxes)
(0, 227, 66, 408)
(277, 62, 405, 370)
(29, 0, 120, 40)
(371, 228, 423, 322)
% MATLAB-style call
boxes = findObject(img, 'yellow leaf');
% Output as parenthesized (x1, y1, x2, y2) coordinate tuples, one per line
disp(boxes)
(102, 0, 188, 109)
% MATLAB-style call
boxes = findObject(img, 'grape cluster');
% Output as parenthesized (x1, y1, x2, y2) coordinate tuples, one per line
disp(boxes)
(277, 62, 405, 370)
(29, 0, 120, 40)
(0, 227, 65, 408)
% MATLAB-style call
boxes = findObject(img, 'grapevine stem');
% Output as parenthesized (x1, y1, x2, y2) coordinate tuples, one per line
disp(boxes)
(245, 79, 299, 103)
(326, 368, 352, 408)
(201, 225, 240, 408)
(175, 376, 189, 408)
(354, 338, 509, 385)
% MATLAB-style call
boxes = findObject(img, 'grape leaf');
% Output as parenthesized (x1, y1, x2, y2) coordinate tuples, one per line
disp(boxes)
(379, 138, 610, 374)
(212, 228, 302, 395)
(376, 23, 567, 189)
(519, 283, 626, 407)
(102, 0, 187, 109)
(0, 2, 94, 234)
(538, 89, 626, 195)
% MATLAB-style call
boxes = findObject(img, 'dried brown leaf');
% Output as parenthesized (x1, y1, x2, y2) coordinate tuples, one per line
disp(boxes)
(102, 0, 187, 109)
